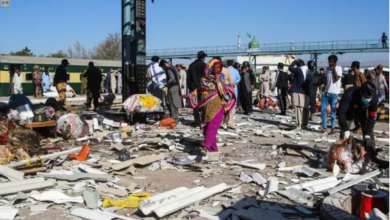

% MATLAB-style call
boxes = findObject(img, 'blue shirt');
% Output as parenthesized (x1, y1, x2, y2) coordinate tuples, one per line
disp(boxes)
(228, 66, 240, 95)
(42, 72, 51, 92)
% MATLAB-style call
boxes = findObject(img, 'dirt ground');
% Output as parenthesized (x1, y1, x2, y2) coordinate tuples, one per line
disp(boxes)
(10, 106, 390, 220)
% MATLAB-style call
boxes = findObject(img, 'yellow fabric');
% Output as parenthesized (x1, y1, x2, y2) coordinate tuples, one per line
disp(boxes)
(102, 193, 150, 209)
(139, 95, 157, 108)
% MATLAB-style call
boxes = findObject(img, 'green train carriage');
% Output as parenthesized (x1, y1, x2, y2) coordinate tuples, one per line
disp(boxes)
(0, 55, 121, 96)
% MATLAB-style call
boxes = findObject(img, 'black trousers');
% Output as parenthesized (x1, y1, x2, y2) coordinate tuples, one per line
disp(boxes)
(192, 92, 201, 126)
(88, 88, 100, 110)
(277, 87, 287, 114)
(310, 86, 318, 114)
(236, 85, 241, 107)
(240, 87, 252, 113)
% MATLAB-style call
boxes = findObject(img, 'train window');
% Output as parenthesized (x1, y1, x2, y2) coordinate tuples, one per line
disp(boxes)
(67, 74, 70, 81)
(25, 73, 33, 81)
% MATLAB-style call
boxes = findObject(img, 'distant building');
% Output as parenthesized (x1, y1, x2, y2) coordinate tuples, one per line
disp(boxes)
(236, 35, 294, 72)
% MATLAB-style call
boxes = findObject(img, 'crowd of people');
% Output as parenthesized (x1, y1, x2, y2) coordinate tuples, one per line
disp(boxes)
(145, 52, 388, 163)
(10, 65, 54, 99)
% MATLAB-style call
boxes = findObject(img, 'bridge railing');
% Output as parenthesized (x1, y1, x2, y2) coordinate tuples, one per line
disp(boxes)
(147, 39, 385, 57)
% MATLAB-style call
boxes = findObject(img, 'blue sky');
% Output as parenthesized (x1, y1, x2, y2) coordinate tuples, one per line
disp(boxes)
(0, 0, 389, 63)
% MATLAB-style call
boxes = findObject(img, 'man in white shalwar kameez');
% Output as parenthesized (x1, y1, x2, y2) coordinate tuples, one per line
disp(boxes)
(176, 64, 187, 106)
(11, 69, 23, 94)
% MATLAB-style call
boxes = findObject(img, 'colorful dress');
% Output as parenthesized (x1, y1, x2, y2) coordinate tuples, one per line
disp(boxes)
(188, 59, 236, 152)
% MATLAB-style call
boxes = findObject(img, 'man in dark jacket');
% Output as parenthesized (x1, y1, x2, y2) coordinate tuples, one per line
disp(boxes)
(309, 67, 324, 120)
(288, 59, 306, 129)
(54, 59, 69, 105)
(302, 61, 314, 128)
(239, 63, 254, 115)
(187, 51, 207, 127)
(160, 60, 183, 125)
(275, 63, 288, 115)
(338, 82, 378, 162)
(84, 62, 102, 111)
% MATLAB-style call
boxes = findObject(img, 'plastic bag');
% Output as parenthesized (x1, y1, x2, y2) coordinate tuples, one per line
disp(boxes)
(123, 94, 162, 114)
(56, 113, 89, 139)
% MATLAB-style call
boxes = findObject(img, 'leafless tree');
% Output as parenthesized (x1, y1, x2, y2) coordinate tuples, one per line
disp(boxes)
(89, 33, 122, 60)
(67, 40, 88, 59)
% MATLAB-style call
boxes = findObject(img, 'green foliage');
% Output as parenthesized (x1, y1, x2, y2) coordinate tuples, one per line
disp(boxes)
(10, 47, 34, 56)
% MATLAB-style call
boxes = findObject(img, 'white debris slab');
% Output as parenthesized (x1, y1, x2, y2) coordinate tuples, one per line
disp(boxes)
(304, 180, 341, 193)
(233, 162, 266, 170)
(277, 188, 314, 206)
(83, 190, 100, 209)
(78, 164, 107, 175)
(286, 176, 338, 190)
(153, 183, 230, 218)
(259, 180, 279, 197)
(30, 190, 83, 204)
(292, 166, 325, 177)
(366, 208, 388, 220)
(0, 177, 55, 196)
(143, 187, 189, 204)
(252, 172, 267, 185)
(6, 147, 82, 168)
(140, 187, 205, 215)
(239, 172, 253, 183)
(112, 154, 165, 171)
(0, 165, 24, 181)
(328, 170, 381, 194)
(71, 208, 136, 220)
(0, 207, 19, 220)
(37, 172, 110, 182)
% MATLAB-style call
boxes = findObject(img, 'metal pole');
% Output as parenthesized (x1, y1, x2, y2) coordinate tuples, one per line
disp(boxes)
(314, 53, 318, 72)
(122, 0, 133, 102)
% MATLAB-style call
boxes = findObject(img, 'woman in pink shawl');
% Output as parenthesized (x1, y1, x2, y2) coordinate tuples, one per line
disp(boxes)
(184, 59, 236, 155)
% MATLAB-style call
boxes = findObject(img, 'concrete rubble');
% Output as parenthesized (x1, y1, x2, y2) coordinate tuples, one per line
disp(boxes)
(0, 102, 387, 220)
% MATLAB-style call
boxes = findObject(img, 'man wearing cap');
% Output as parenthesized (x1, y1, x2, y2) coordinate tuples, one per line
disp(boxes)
(188, 51, 207, 127)
(54, 59, 69, 105)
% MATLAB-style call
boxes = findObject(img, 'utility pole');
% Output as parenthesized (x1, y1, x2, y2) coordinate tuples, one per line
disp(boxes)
(122, 0, 147, 102)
